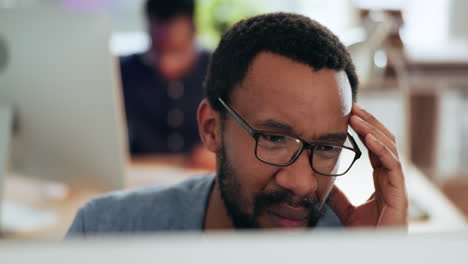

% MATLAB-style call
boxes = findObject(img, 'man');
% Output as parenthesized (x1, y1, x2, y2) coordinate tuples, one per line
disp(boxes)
(67, 13, 407, 235)
(121, 0, 210, 154)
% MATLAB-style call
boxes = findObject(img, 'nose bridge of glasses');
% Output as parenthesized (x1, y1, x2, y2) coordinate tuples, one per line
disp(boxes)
(299, 142, 346, 176)
(289, 143, 313, 168)
(298, 141, 317, 163)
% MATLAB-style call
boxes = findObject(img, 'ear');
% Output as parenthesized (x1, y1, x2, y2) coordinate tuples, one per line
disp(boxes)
(197, 99, 223, 153)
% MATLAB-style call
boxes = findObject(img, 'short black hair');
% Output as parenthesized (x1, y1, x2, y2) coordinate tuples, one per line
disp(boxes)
(145, 0, 195, 23)
(205, 12, 359, 112)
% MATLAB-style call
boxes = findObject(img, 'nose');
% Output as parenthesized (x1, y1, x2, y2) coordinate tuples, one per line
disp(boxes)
(274, 150, 318, 197)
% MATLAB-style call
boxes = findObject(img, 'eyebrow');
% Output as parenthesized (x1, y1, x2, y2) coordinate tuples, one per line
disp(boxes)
(316, 132, 348, 142)
(254, 119, 347, 143)
(254, 119, 294, 134)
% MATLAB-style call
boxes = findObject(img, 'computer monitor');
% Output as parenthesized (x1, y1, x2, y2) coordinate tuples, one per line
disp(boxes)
(0, 9, 128, 210)
(1, 230, 468, 263)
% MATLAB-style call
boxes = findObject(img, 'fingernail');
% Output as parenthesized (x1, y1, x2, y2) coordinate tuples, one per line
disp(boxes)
(368, 134, 377, 142)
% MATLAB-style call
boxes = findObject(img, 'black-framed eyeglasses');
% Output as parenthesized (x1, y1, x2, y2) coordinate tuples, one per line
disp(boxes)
(218, 98, 361, 176)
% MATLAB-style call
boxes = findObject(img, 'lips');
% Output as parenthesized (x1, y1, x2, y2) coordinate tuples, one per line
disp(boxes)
(267, 204, 309, 228)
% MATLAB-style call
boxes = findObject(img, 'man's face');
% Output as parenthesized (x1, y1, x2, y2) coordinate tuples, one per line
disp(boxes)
(148, 15, 196, 81)
(217, 52, 353, 229)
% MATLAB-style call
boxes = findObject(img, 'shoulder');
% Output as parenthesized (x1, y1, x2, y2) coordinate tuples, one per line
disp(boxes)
(90, 174, 212, 206)
(199, 49, 211, 64)
(198, 48, 211, 59)
(119, 53, 143, 66)
(316, 204, 343, 228)
(65, 174, 215, 237)
(119, 53, 149, 77)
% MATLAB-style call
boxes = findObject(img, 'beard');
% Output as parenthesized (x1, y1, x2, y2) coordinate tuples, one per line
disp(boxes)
(217, 144, 325, 229)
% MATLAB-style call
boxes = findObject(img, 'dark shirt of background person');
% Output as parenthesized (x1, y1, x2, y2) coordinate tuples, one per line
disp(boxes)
(120, 0, 211, 154)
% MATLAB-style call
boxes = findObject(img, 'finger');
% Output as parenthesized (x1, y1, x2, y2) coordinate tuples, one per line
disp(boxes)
(352, 129, 376, 166)
(366, 134, 404, 188)
(349, 115, 392, 169)
(373, 166, 408, 212)
(371, 174, 386, 213)
(352, 104, 396, 144)
(350, 115, 398, 157)
(366, 134, 399, 169)
(328, 185, 355, 224)
(366, 189, 386, 215)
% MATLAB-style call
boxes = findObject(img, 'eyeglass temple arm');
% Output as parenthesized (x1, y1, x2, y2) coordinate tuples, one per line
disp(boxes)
(218, 98, 255, 136)
(348, 132, 362, 158)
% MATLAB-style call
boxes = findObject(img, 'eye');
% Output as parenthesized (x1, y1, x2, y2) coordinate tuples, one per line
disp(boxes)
(314, 144, 343, 160)
(260, 134, 286, 144)
(316, 145, 336, 152)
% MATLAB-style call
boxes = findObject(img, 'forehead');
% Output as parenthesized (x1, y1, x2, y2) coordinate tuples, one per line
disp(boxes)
(229, 52, 353, 139)
(150, 15, 193, 47)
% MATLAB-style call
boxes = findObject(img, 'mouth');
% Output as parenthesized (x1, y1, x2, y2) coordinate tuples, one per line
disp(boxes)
(267, 204, 309, 228)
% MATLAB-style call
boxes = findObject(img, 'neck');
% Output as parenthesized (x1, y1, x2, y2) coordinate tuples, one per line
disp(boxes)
(204, 178, 235, 230)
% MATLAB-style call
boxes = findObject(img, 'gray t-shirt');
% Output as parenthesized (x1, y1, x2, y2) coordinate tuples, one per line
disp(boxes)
(66, 174, 341, 237)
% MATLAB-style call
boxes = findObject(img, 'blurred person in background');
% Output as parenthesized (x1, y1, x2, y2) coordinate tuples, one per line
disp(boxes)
(67, 13, 407, 236)
(120, 0, 212, 165)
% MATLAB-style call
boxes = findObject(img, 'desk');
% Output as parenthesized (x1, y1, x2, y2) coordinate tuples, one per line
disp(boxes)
(1, 156, 209, 240)
(336, 155, 467, 233)
(1, 156, 466, 240)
